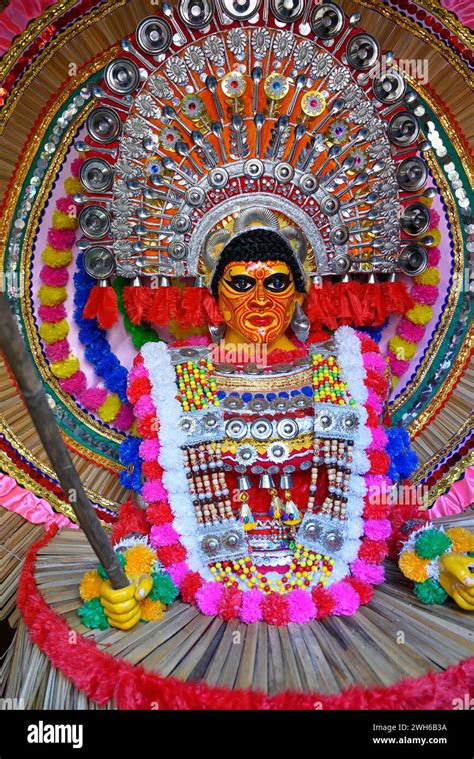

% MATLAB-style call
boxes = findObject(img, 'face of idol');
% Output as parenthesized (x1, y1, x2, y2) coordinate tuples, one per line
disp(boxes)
(217, 259, 303, 345)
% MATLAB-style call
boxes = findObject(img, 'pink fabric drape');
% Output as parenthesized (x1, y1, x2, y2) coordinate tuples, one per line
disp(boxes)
(0, 472, 77, 528)
(439, 0, 474, 30)
(0, 0, 57, 55)
(429, 466, 474, 519)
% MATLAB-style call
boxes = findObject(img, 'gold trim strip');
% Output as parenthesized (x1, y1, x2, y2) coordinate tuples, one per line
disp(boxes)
(0, 415, 119, 511)
(217, 366, 313, 392)
(411, 413, 474, 486)
(0, 0, 127, 135)
(0, 449, 78, 524)
(408, 330, 473, 439)
(426, 451, 474, 507)
(357, 0, 473, 90)
(0, 0, 79, 80)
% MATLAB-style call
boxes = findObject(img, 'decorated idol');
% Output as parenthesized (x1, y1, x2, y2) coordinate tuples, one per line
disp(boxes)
(71, 2, 473, 628)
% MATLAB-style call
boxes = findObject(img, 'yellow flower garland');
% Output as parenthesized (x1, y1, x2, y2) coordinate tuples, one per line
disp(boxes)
(37, 170, 125, 425)
(42, 246, 72, 267)
(37, 284, 67, 306)
(50, 357, 80, 379)
(39, 319, 69, 343)
(388, 335, 418, 362)
(140, 597, 166, 622)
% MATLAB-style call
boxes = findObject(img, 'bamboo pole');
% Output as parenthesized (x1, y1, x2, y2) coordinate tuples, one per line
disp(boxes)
(0, 294, 128, 590)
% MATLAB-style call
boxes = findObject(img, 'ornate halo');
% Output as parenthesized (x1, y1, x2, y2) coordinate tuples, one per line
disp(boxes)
(74, 2, 436, 285)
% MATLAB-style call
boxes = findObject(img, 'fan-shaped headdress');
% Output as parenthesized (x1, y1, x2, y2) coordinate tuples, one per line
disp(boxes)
(76, 0, 434, 330)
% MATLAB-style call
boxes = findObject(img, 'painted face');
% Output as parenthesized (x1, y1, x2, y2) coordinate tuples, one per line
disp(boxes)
(217, 260, 299, 344)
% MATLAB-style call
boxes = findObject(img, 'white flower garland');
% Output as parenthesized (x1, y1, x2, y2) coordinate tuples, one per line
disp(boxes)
(323, 327, 370, 584)
(142, 342, 211, 578)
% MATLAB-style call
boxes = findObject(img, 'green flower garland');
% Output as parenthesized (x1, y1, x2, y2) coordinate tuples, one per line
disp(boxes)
(413, 578, 448, 605)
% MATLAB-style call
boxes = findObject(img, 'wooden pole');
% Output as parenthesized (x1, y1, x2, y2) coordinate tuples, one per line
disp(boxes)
(0, 294, 129, 590)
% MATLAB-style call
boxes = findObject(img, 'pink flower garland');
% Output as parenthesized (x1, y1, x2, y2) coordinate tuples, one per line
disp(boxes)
(127, 334, 393, 626)
(387, 213, 442, 386)
(36, 158, 133, 431)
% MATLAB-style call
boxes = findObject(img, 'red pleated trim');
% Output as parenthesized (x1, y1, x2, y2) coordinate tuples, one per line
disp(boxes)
(17, 526, 474, 710)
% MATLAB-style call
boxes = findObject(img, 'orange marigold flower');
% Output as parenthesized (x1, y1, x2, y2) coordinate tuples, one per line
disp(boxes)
(140, 597, 165, 622)
(445, 527, 474, 554)
(79, 570, 103, 601)
(399, 550, 429, 582)
(124, 544, 157, 575)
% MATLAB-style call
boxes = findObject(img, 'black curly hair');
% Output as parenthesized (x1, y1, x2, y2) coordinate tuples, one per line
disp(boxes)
(209, 228, 307, 298)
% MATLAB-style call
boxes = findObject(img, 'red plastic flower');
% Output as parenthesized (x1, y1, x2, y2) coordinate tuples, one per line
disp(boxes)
(359, 539, 388, 564)
(137, 413, 158, 438)
(156, 543, 187, 566)
(311, 587, 336, 619)
(365, 369, 388, 398)
(261, 592, 290, 626)
(127, 376, 152, 404)
(219, 586, 243, 621)
(180, 571, 203, 604)
(368, 451, 390, 475)
(347, 577, 373, 605)
(142, 461, 164, 480)
(146, 501, 174, 526)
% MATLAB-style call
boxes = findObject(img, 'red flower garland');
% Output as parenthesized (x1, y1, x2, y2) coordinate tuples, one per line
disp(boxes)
(16, 526, 474, 709)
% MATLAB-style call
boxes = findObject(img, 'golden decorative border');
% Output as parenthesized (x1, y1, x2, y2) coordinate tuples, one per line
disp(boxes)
(0, 0, 127, 134)
(217, 366, 313, 392)
(0, 414, 119, 514)
(388, 74, 470, 424)
(0, 449, 78, 523)
(408, 329, 473, 438)
(411, 411, 474, 486)
(0, 0, 79, 79)
(425, 451, 474, 507)
(357, 0, 473, 90)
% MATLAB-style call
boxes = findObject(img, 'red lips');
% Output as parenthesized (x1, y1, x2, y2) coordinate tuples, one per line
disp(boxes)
(249, 314, 273, 326)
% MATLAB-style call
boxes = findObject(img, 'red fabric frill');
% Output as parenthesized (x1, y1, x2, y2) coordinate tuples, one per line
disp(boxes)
(16, 527, 474, 710)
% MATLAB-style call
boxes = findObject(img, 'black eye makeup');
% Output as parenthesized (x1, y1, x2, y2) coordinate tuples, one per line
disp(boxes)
(264, 273, 291, 292)
(225, 274, 255, 292)
(224, 271, 292, 294)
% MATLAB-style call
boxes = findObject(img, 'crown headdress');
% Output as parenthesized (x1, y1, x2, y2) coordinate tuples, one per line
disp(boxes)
(75, 0, 434, 327)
